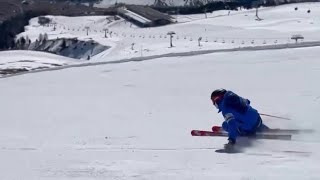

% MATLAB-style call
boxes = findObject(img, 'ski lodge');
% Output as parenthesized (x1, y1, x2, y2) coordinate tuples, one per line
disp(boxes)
(117, 5, 174, 27)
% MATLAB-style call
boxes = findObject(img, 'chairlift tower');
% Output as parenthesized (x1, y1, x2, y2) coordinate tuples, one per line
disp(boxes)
(167, 31, 176, 48)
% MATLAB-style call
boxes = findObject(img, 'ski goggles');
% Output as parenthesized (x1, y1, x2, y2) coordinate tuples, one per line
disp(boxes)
(213, 101, 219, 109)
(211, 96, 220, 109)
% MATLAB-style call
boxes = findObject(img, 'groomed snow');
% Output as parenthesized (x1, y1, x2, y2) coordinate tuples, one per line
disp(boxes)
(93, 0, 228, 8)
(94, 0, 190, 8)
(1, 2, 320, 180)
(0, 50, 75, 75)
(17, 3, 320, 63)
(0, 46, 320, 179)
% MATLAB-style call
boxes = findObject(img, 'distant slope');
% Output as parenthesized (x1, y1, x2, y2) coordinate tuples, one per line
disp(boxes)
(94, 0, 222, 8)
(0, 50, 74, 76)
(0, 46, 320, 180)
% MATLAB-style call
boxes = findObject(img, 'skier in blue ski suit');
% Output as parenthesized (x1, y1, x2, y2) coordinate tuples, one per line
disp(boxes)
(211, 89, 268, 148)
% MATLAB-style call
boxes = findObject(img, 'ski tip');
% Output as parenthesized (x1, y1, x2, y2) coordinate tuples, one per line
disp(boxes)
(191, 130, 196, 136)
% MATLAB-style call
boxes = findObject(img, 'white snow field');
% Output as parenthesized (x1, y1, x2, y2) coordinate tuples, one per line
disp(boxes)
(93, 0, 203, 8)
(1, 2, 320, 180)
(18, 3, 320, 62)
(94, 0, 157, 7)
(0, 50, 74, 67)
(1, 46, 320, 179)
(0, 50, 75, 76)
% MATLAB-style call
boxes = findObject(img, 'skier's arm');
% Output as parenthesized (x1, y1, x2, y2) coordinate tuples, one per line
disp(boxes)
(222, 113, 238, 143)
(224, 93, 250, 114)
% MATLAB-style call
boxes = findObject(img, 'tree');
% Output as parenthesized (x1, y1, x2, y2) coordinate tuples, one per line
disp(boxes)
(184, 0, 204, 7)
(20, 36, 26, 49)
(38, 16, 51, 26)
(204, 8, 208, 18)
(60, 39, 67, 51)
(38, 33, 44, 43)
(252, 0, 263, 21)
(15, 38, 21, 49)
(43, 33, 49, 42)
(25, 36, 30, 44)
(154, 0, 167, 7)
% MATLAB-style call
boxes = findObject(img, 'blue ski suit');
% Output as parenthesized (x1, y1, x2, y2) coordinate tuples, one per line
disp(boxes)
(217, 91, 266, 143)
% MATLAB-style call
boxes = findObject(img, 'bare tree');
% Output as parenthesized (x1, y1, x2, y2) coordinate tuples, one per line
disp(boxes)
(184, 0, 205, 6)
(43, 33, 49, 42)
(154, 0, 167, 6)
(204, 8, 208, 19)
(252, 0, 263, 21)
(38, 33, 44, 44)
(25, 36, 31, 49)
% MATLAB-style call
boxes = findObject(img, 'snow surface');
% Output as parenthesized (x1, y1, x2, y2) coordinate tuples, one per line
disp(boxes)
(1, 2, 320, 180)
(0, 50, 74, 73)
(1, 45, 320, 180)
(93, 0, 225, 8)
(94, 0, 190, 8)
(18, 3, 320, 63)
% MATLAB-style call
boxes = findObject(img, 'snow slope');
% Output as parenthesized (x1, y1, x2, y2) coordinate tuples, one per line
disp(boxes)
(94, 0, 156, 7)
(0, 50, 75, 76)
(0, 46, 320, 179)
(18, 3, 320, 63)
(94, 0, 218, 8)
(1, 3, 320, 179)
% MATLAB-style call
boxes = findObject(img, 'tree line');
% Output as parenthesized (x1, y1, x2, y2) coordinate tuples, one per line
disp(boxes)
(0, 11, 46, 50)
(153, 0, 320, 15)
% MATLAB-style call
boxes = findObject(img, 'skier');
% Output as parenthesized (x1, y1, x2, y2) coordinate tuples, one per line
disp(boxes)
(210, 89, 268, 150)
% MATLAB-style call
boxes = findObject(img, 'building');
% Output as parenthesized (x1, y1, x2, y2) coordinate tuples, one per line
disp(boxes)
(117, 5, 174, 27)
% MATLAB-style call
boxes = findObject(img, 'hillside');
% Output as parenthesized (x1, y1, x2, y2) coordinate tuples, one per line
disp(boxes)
(15, 3, 320, 62)
(0, 2, 320, 180)
(0, 42, 319, 180)
(94, 0, 319, 7)
(94, 0, 214, 7)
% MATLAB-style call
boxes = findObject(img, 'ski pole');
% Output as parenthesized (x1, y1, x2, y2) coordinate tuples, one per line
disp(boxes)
(259, 113, 291, 120)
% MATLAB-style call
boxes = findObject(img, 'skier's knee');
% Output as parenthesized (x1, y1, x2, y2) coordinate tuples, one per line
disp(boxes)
(222, 122, 229, 132)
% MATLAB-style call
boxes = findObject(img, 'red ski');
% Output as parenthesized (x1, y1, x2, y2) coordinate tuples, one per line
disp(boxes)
(211, 126, 313, 134)
(191, 130, 292, 140)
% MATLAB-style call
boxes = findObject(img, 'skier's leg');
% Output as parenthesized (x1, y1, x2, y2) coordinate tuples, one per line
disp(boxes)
(222, 121, 229, 132)
(240, 116, 265, 135)
(222, 121, 242, 136)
